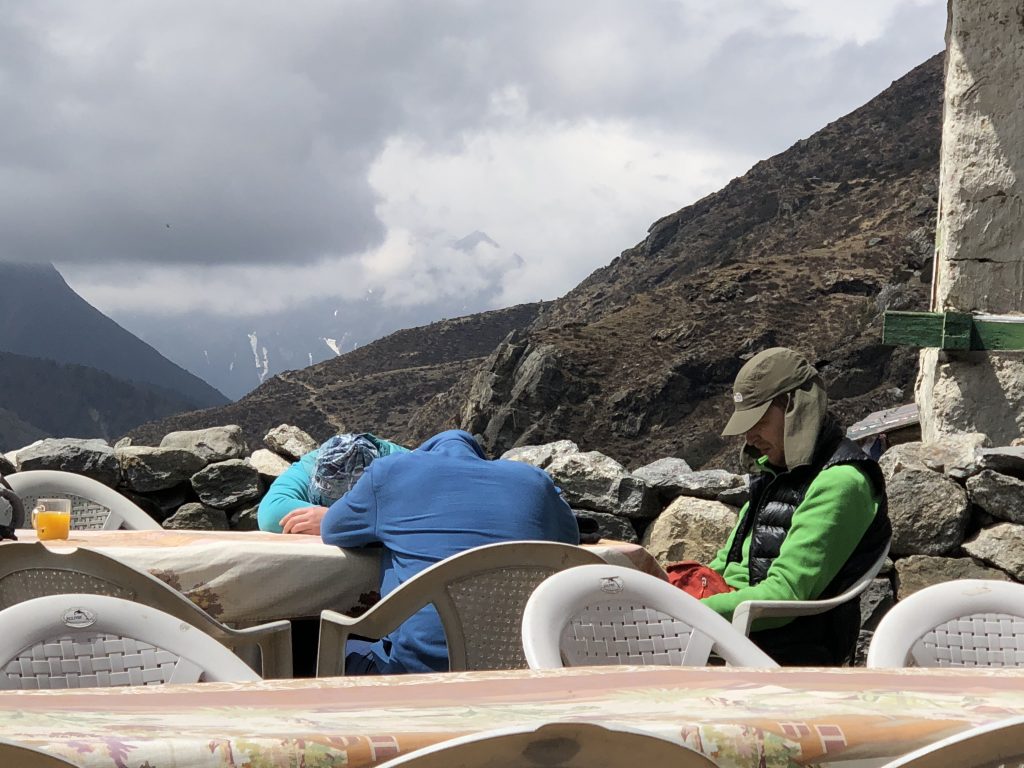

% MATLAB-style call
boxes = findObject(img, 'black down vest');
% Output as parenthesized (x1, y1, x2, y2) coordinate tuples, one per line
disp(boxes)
(724, 426, 891, 601)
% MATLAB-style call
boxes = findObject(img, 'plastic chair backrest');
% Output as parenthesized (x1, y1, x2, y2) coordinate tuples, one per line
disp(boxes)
(522, 564, 779, 668)
(317, 541, 605, 675)
(878, 715, 1024, 768)
(6, 470, 160, 530)
(0, 542, 290, 678)
(0, 593, 260, 689)
(0, 740, 80, 767)
(867, 579, 1024, 668)
(374, 721, 720, 768)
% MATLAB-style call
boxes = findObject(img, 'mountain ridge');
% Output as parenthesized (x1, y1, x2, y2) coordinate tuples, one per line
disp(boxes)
(0, 263, 228, 407)
(128, 53, 943, 468)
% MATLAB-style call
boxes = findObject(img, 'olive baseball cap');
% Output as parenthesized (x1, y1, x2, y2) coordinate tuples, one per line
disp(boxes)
(721, 347, 818, 436)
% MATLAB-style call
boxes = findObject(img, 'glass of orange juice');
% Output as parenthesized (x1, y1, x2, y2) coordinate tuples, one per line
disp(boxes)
(32, 498, 72, 541)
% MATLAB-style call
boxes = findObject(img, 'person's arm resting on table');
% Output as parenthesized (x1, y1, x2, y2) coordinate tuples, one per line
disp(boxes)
(258, 455, 321, 533)
(321, 467, 380, 548)
(702, 464, 877, 628)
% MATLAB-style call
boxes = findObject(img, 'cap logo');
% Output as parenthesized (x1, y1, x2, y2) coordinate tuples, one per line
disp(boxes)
(733, 392, 743, 403)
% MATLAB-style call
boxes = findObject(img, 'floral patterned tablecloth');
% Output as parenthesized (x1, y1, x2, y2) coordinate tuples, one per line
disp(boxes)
(2, 665, 1024, 768)
(6, 530, 662, 624)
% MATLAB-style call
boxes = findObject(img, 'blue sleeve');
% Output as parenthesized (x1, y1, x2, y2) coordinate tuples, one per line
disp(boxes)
(321, 463, 380, 548)
(257, 452, 317, 533)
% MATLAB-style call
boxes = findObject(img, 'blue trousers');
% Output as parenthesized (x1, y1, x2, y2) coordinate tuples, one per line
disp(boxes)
(345, 638, 383, 675)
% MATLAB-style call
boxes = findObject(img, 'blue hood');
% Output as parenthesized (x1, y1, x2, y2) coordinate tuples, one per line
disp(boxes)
(415, 429, 486, 459)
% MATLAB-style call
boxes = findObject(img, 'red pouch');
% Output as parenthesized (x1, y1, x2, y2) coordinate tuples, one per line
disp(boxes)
(665, 560, 734, 599)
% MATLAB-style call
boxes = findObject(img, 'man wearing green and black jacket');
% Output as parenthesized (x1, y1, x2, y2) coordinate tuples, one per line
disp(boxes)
(703, 347, 891, 665)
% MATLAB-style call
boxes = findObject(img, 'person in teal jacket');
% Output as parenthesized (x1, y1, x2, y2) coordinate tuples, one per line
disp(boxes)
(705, 347, 891, 665)
(258, 433, 409, 534)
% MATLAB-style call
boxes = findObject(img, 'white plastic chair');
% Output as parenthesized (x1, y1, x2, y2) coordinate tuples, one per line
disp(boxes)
(374, 722, 719, 768)
(0, 593, 261, 689)
(731, 540, 891, 636)
(522, 564, 779, 668)
(878, 715, 1024, 768)
(0, 740, 80, 767)
(6, 470, 160, 530)
(317, 541, 604, 676)
(867, 579, 1024, 668)
(0, 542, 292, 678)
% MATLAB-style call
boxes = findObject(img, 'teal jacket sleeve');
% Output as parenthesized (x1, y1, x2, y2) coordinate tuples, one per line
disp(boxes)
(321, 463, 380, 548)
(702, 464, 877, 626)
(257, 451, 318, 533)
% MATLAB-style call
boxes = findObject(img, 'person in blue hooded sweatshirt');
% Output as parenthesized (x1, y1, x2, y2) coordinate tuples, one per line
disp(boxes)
(320, 429, 579, 675)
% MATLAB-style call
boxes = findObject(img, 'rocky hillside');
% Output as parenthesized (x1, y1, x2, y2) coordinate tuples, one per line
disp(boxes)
(411, 53, 943, 469)
(129, 53, 942, 468)
(0, 350, 221, 451)
(128, 302, 546, 447)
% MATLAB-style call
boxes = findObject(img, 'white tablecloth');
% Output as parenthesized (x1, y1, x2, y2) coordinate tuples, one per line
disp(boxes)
(6, 530, 663, 624)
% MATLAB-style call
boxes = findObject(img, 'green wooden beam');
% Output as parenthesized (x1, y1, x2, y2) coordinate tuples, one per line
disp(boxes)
(941, 311, 972, 350)
(883, 311, 1024, 350)
(973, 314, 1024, 350)
(882, 311, 944, 348)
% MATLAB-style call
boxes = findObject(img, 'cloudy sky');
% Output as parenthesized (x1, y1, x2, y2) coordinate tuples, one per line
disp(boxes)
(3, 0, 946, 320)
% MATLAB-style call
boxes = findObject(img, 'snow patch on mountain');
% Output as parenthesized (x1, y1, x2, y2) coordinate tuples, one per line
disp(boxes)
(248, 333, 270, 383)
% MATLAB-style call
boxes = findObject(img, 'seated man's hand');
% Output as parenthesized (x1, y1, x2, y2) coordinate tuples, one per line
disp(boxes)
(280, 506, 329, 535)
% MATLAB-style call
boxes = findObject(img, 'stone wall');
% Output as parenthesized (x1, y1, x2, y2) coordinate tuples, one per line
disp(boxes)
(2, 425, 318, 530)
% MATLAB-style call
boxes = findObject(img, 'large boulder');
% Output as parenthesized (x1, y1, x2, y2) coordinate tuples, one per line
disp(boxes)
(264, 424, 318, 461)
(190, 459, 261, 510)
(574, 510, 638, 544)
(636, 460, 749, 507)
(975, 447, 1024, 480)
(0, 454, 15, 476)
(545, 451, 657, 519)
(918, 432, 987, 480)
(161, 426, 248, 464)
(881, 443, 970, 556)
(962, 523, 1024, 581)
(117, 446, 207, 493)
(162, 502, 229, 531)
(501, 440, 579, 469)
(860, 578, 895, 630)
(641, 497, 737, 566)
(249, 449, 292, 479)
(120, 483, 194, 524)
(14, 438, 119, 486)
(670, 469, 747, 501)
(894, 554, 1011, 598)
(230, 505, 260, 531)
(965, 470, 1024, 524)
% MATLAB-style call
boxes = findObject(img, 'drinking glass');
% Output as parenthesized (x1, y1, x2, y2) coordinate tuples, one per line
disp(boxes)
(32, 498, 72, 541)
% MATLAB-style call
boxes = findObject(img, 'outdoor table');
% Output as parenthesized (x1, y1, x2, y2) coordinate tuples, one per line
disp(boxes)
(5, 530, 664, 625)
(2, 665, 1024, 768)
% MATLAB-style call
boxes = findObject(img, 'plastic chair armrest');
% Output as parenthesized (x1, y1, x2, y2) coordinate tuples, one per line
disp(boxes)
(732, 595, 851, 636)
(316, 589, 434, 677)
(225, 619, 293, 679)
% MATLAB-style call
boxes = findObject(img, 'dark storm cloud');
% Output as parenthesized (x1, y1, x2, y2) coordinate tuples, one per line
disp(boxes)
(0, 1, 945, 268)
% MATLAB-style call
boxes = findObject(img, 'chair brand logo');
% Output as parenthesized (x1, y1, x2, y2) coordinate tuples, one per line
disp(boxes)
(599, 577, 624, 593)
(62, 607, 97, 629)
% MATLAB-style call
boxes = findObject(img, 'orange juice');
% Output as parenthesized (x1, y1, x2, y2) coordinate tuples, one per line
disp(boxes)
(35, 511, 71, 540)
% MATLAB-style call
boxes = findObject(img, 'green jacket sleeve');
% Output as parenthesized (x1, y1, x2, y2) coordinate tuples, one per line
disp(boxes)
(702, 463, 877, 625)
(257, 451, 318, 533)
